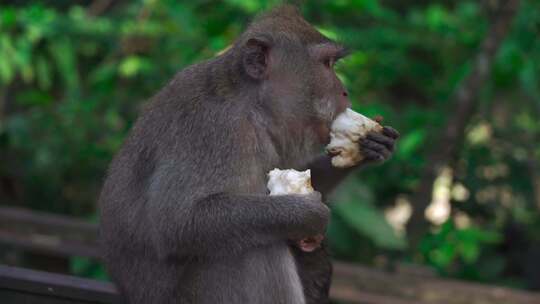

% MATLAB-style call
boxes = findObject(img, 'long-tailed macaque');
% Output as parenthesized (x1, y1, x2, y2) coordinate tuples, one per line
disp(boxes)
(99, 5, 399, 304)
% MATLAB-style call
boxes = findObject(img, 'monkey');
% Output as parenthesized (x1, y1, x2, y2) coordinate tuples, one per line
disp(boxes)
(99, 5, 399, 304)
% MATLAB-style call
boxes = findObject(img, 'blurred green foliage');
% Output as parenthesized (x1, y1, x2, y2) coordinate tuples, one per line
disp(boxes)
(1, 0, 540, 289)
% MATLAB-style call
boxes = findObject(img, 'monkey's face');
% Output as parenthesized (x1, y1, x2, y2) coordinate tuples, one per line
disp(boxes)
(274, 41, 351, 143)
(239, 25, 350, 145)
(238, 6, 352, 147)
(307, 42, 351, 128)
(256, 40, 351, 145)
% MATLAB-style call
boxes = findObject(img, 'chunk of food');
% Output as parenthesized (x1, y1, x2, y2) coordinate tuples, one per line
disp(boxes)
(326, 108, 383, 168)
(267, 168, 322, 252)
(267, 169, 314, 195)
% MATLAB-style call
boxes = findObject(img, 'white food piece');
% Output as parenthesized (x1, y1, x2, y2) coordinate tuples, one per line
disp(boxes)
(326, 108, 383, 168)
(267, 169, 314, 195)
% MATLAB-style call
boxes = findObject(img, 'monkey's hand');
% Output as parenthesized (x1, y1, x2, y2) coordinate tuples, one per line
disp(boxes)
(289, 192, 327, 252)
(285, 192, 329, 239)
(358, 126, 400, 164)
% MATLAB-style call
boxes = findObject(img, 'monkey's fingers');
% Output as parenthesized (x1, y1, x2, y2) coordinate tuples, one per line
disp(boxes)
(362, 149, 385, 163)
(365, 133, 395, 152)
(382, 126, 400, 139)
(360, 138, 392, 158)
(360, 138, 393, 163)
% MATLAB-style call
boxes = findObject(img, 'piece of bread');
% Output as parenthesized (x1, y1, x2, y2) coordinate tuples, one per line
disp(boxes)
(326, 108, 383, 168)
(267, 169, 314, 195)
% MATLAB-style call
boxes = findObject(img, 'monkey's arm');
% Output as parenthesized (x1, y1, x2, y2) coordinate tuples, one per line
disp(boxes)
(308, 154, 355, 198)
(148, 192, 329, 258)
(308, 127, 399, 199)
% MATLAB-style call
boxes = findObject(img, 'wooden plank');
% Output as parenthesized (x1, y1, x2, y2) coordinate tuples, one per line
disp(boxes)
(0, 207, 97, 235)
(331, 262, 540, 304)
(0, 264, 122, 304)
(0, 206, 99, 258)
(330, 285, 419, 304)
(0, 289, 99, 304)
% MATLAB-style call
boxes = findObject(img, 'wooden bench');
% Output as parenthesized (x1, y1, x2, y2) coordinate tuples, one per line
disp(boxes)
(2, 206, 540, 304)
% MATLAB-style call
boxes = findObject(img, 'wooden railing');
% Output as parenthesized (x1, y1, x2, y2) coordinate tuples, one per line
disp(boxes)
(1, 206, 540, 304)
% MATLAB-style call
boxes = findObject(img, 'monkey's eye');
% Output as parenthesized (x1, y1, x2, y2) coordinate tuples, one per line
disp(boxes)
(323, 57, 335, 68)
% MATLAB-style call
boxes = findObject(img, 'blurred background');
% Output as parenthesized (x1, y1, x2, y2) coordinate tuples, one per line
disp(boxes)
(0, 0, 539, 301)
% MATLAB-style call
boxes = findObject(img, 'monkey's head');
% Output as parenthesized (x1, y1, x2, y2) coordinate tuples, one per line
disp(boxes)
(232, 5, 351, 145)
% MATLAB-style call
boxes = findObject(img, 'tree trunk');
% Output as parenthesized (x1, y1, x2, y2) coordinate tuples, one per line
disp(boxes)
(406, 0, 521, 249)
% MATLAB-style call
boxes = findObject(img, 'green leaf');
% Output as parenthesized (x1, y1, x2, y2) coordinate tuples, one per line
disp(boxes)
(35, 55, 52, 89)
(118, 56, 152, 78)
(333, 182, 406, 249)
(15, 89, 53, 106)
(430, 242, 456, 267)
(0, 34, 15, 83)
(327, 210, 361, 257)
(396, 128, 426, 158)
(48, 38, 79, 94)
(459, 240, 480, 263)
(1, 7, 17, 28)
(316, 27, 338, 41)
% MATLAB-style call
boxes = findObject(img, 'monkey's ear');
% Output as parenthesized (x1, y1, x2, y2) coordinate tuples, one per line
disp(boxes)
(242, 36, 272, 80)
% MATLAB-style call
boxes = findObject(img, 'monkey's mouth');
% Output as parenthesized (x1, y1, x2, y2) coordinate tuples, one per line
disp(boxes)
(315, 123, 332, 146)
(309, 115, 334, 146)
